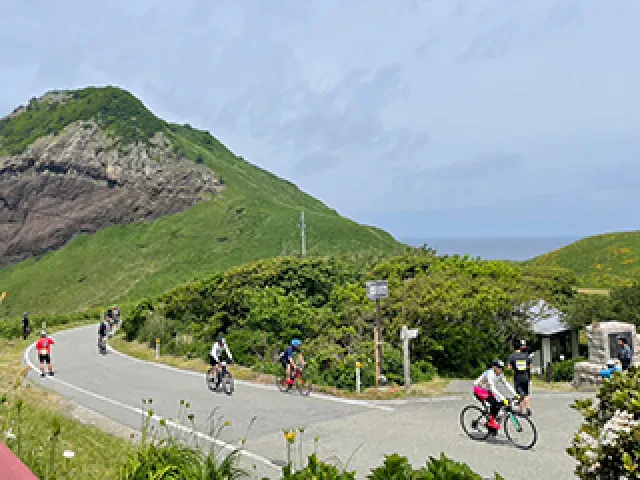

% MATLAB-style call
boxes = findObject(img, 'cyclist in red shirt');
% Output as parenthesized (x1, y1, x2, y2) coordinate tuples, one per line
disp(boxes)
(35, 331, 54, 377)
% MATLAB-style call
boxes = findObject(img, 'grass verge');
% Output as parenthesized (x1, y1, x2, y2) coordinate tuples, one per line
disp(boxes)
(108, 336, 452, 400)
(0, 321, 135, 478)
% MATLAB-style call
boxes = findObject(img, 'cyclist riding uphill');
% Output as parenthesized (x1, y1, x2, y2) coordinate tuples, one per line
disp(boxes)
(210, 335, 233, 386)
(473, 360, 519, 431)
(280, 339, 304, 385)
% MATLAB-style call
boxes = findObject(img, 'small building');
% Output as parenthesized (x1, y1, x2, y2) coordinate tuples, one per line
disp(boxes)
(524, 300, 580, 375)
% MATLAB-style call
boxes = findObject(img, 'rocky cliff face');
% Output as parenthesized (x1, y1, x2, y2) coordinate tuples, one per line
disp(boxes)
(0, 122, 224, 267)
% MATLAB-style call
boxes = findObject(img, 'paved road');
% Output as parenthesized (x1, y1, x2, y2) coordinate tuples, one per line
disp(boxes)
(25, 325, 591, 479)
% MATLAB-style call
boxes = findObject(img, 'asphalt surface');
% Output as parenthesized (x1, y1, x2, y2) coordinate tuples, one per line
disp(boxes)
(25, 325, 592, 479)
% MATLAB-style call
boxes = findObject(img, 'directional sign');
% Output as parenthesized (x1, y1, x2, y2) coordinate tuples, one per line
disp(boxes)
(400, 326, 419, 340)
(365, 280, 388, 300)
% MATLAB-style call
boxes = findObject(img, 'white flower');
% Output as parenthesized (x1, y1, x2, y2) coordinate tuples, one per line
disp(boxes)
(5, 429, 16, 440)
(63, 450, 75, 459)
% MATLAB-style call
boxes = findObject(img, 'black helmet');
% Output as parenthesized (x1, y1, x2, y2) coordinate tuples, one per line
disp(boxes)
(492, 359, 505, 368)
(218, 334, 225, 344)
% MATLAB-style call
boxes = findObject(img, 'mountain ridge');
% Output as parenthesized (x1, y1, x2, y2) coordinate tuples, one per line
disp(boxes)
(0, 85, 401, 316)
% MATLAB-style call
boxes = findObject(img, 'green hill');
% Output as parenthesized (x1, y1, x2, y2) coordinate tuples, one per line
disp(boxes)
(528, 231, 640, 287)
(0, 86, 401, 316)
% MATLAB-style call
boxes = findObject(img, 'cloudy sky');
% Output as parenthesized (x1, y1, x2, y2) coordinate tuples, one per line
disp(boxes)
(2, 0, 639, 238)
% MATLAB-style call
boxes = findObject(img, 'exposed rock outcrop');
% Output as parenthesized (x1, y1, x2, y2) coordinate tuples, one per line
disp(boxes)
(0, 122, 224, 266)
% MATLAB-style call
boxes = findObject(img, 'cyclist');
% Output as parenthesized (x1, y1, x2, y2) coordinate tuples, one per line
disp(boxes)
(35, 330, 55, 378)
(473, 360, 519, 431)
(280, 339, 303, 386)
(98, 319, 108, 351)
(22, 312, 30, 340)
(508, 340, 532, 416)
(209, 335, 233, 387)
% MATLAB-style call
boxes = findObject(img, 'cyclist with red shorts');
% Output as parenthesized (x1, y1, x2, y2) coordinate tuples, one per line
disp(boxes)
(473, 360, 518, 431)
(35, 330, 55, 378)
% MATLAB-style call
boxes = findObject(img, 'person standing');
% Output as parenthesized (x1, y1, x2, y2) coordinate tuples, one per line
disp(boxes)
(508, 340, 532, 416)
(22, 312, 30, 340)
(35, 330, 54, 377)
(618, 337, 632, 371)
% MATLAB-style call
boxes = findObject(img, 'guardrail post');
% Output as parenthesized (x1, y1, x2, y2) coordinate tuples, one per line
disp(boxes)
(355, 362, 361, 393)
(156, 338, 160, 360)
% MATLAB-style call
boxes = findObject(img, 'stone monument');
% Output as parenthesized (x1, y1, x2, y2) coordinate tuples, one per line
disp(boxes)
(572, 321, 640, 388)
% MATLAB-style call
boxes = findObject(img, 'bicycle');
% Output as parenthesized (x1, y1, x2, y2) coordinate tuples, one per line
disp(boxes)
(460, 396, 537, 450)
(206, 361, 234, 396)
(276, 364, 311, 396)
(98, 336, 107, 355)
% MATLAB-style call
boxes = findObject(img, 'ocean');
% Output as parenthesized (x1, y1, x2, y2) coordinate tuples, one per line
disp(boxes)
(400, 237, 579, 261)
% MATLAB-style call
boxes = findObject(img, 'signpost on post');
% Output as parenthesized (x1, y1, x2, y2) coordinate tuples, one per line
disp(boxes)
(366, 280, 388, 389)
(400, 325, 419, 390)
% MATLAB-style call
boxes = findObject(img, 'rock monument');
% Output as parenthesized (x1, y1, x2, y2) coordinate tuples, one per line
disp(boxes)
(572, 321, 639, 388)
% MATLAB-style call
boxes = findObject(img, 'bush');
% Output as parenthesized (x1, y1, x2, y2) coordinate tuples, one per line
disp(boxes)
(551, 357, 587, 382)
(284, 453, 504, 479)
(567, 366, 640, 479)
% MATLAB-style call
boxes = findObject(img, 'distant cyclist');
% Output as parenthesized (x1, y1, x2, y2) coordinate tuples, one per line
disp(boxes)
(22, 312, 30, 340)
(35, 330, 55, 378)
(473, 360, 519, 431)
(508, 340, 532, 416)
(209, 335, 233, 386)
(98, 319, 108, 351)
(280, 339, 304, 386)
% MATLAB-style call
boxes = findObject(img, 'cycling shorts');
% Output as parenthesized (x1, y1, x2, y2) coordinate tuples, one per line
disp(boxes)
(38, 354, 51, 364)
(515, 378, 530, 396)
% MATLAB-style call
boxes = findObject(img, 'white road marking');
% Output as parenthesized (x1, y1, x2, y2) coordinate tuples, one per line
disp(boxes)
(24, 340, 281, 472)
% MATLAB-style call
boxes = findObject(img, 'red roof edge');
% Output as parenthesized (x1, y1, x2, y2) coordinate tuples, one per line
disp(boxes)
(0, 441, 39, 480)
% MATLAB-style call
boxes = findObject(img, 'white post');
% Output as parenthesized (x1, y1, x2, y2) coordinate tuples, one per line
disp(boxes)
(156, 338, 160, 360)
(355, 362, 361, 393)
(402, 326, 411, 390)
(300, 211, 306, 256)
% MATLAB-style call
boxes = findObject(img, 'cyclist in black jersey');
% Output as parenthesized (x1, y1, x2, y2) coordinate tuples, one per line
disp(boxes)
(508, 340, 532, 416)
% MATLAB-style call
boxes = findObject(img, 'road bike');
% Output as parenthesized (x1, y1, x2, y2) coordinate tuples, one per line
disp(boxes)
(98, 336, 107, 355)
(460, 396, 537, 450)
(277, 364, 311, 396)
(206, 361, 234, 395)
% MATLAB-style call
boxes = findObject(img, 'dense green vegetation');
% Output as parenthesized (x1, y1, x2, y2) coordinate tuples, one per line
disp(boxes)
(568, 366, 639, 479)
(528, 231, 640, 287)
(564, 283, 640, 329)
(122, 252, 577, 388)
(0, 86, 400, 316)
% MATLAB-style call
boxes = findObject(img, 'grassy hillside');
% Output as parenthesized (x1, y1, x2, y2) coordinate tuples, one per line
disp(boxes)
(528, 231, 640, 287)
(0, 86, 401, 316)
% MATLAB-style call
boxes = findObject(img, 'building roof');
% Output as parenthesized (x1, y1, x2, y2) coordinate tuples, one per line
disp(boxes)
(527, 299, 572, 336)
(0, 441, 38, 480)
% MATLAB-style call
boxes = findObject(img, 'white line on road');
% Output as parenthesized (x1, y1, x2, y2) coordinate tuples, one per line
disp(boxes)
(23, 340, 281, 473)
(104, 337, 393, 412)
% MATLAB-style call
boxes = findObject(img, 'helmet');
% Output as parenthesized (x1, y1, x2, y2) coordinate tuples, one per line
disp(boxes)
(291, 339, 302, 348)
(492, 359, 505, 368)
(41, 330, 47, 337)
(218, 335, 225, 344)
(23, 312, 28, 316)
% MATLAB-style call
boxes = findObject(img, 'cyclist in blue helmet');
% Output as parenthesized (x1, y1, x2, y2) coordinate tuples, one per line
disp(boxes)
(280, 339, 303, 386)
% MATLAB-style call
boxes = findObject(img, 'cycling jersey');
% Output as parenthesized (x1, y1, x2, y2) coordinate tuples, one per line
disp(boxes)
(281, 346, 296, 363)
(508, 352, 531, 382)
(36, 337, 54, 356)
(210, 342, 233, 362)
(473, 369, 517, 402)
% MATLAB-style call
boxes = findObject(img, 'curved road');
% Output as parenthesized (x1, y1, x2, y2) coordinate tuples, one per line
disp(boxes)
(25, 325, 590, 479)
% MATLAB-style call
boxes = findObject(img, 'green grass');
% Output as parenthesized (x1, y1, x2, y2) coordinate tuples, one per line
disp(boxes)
(527, 231, 640, 288)
(0, 86, 401, 316)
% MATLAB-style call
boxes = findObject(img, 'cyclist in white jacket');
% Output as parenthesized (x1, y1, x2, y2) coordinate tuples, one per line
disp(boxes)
(209, 335, 233, 386)
(473, 360, 519, 431)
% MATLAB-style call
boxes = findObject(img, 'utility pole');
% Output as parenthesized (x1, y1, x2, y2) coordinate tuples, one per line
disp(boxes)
(366, 280, 388, 389)
(300, 211, 306, 256)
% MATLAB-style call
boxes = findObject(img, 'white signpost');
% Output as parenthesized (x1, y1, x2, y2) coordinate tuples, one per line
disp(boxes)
(400, 325, 419, 389)
(366, 280, 388, 388)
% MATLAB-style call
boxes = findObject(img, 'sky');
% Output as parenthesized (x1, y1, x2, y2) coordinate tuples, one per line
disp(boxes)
(1, 0, 639, 238)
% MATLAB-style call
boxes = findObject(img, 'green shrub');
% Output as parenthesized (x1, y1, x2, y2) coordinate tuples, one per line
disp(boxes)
(283, 453, 504, 479)
(567, 366, 640, 479)
(551, 357, 587, 382)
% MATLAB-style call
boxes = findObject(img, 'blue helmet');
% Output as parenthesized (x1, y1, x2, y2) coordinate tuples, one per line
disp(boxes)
(291, 339, 302, 347)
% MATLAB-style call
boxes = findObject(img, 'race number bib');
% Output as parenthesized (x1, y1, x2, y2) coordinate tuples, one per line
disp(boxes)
(515, 359, 527, 371)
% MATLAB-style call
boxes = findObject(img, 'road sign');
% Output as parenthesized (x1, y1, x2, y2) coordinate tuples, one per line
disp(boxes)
(401, 328, 419, 340)
(365, 280, 388, 300)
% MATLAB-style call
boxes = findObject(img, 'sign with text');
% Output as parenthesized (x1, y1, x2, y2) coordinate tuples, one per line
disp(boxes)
(365, 280, 388, 300)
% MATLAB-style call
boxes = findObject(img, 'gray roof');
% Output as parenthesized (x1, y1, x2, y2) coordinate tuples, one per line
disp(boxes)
(527, 299, 572, 336)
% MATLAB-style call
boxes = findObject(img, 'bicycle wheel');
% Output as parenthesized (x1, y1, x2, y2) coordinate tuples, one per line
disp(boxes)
(504, 412, 537, 450)
(460, 405, 490, 441)
(223, 374, 234, 396)
(296, 376, 311, 396)
(276, 376, 289, 393)
(206, 369, 216, 391)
